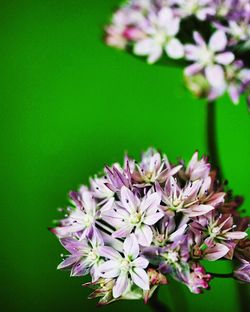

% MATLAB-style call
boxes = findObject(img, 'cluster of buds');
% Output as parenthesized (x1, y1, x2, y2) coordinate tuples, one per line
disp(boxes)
(105, 0, 250, 107)
(50, 148, 250, 305)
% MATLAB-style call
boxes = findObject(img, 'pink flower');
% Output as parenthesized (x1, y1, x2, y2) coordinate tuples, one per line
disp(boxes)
(185, 30, 235, 92)
(104, 186, 164, 246)
(131, 148, 182, 185)
(57, 232, 103, 281)
(98, 234, 149, 298)
(183, 264, 211, 294)
(51, 190, 99, 239)
(134, 7, 184, 63)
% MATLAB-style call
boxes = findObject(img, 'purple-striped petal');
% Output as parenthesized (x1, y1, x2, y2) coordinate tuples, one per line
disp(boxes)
(113, 271, 129, 298)
(98, 246, 121, 261)
(98, 260, 120, 278)
(135, 224, 153, 246)
(130, 268, 149, 290)
(120, 186, 138, 213)
(144, 211, 164, 225)
(204, 243, 229, 261)
(185, 204, 215, 217)
(132, 256, 149, 269)
(112, 224, 133, 238)
(57, 255, 80, 269)
(123, 234, 139, 259)
(140, 192, 161, 214)
(224, 232, 247, 240)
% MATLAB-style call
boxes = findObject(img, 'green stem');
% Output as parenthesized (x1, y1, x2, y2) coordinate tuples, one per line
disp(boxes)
(206, 101, 222, 179)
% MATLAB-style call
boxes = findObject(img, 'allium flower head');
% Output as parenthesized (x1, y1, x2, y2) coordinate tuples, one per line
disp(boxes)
(50, 148, 249, 304)
(105, 0, 250, 107)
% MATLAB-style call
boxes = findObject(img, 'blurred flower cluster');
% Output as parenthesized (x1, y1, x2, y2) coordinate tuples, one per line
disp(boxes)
(105, 0, 250, 107)
(51, 148, 250, 305)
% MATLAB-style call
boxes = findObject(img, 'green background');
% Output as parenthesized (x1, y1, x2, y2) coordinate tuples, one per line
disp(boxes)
(1, 1, 249, 311)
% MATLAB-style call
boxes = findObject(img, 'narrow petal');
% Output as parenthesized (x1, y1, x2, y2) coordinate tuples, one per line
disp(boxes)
(144, 211, 164, 225)
(130, 268, 149, 290)
(98, 246, 122, 260)
(184, 63, 203, 76)
(132, 256, 149, 269)
(123, 234, 139, 259)
(224, 232, 247, 240)
(204, 243, 229, 261)
(112, 224, 133, 238)
(193, 31, 206, 46)
(185, 204, 215, 217)
(228, 84, 240, 104)
(140, 192, 161, 214)
(185, 44, 200, 61)
(57, 255, 80, 269)
(135, 224, 153, 246)
(71, 260, 90, 276)
(113, 271, 129, 298)
(120, 186, 137, 213)
(98, 260, 120, 278)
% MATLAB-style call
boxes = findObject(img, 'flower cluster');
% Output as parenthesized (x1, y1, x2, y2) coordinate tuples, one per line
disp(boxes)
(105, 0, 250, 107)
(50, 148, 250, 305)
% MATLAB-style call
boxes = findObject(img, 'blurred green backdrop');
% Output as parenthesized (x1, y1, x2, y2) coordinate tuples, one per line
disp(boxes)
(0, 1, 249, 311)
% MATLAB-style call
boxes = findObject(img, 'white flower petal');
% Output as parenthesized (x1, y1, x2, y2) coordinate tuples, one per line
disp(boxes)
(215, 52, 234, 65)
(193, 31, 206, 46)
(135, 224, 153, 246)
(209, 30, 227, 52)
(123, 234, 139, 259)
(120, 186, 137, 213)
(98, 260, 120, 278)
(166, 18, 180, 36)
(184, 44, 200, 61)
(98, 246, 122, 260)
(113, 271, 129, 298)
(130, 268, 149, 290)
(132, 256, 149, 269)
(184, 63, 203, 76)
(158, 7, 173, 26)
(140, 192, 161, 214)
(205, 64, 226, 89)
(144, 211, 164, 225)
(166, 38, 184, 59)
(134, 38, 155, 56)
(147, 46, 163, 64)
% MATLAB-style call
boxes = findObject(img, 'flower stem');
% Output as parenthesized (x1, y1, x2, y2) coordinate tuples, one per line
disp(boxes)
(206, 101, 249, 312)
(149, 289, 171, 312)
(206, 101, 222, 179)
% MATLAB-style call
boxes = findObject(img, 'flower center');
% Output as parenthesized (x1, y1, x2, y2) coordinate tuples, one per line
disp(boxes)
(209, 226, 221, 238)
(83, 214, 93, 227)
(120, 259, 130, 271)
(199, 47, 214, 66)
(130, 212, 142, 225)
(154, 31, 166, 45)
(164, 250, 179, 263)
(88, 250, 98, 262)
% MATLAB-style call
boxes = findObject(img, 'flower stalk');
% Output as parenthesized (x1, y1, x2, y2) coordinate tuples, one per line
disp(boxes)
(206, 101, 222, 179)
